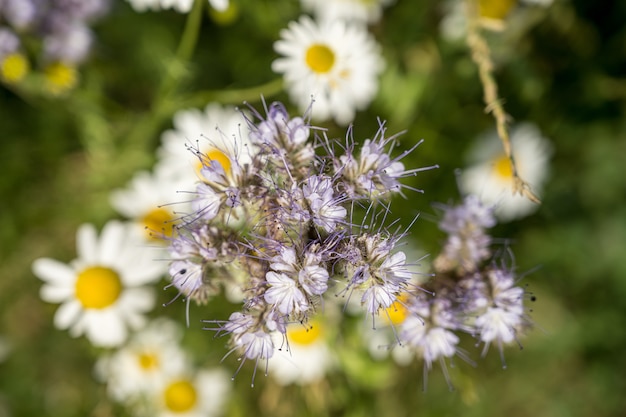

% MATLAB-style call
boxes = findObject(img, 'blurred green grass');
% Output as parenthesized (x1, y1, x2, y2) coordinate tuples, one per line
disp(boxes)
(2, 0, 626, 416)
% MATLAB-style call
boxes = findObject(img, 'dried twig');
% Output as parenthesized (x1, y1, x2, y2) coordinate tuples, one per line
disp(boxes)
(465, 0, 541, 204)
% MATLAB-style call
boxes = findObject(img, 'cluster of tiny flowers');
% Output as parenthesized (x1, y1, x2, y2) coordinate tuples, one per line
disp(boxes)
(165, 101, 431, 378)
(0, 0, 110, 93)
(397, 195, 532, 381)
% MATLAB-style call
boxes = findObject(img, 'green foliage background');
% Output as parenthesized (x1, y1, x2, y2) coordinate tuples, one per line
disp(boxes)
(1, 0, 625, 416)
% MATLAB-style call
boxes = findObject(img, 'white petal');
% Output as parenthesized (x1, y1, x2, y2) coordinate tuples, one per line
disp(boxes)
(76, 224, 98, 263)
(84, 309, 128, 347)
(32, 258, 75, 285)
(54, 301, 83, 330)
(98, 221, 125, 265)
(40, 284, 74, 303)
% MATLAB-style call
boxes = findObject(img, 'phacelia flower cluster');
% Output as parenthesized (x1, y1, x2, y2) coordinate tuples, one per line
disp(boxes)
(165, 101, 432, 376)
(0, 0, 111, 94)
(396, 195, 533, 382)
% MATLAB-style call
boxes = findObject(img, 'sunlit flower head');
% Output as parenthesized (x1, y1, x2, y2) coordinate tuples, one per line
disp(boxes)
(154, 368, 231, 417)
(95, 318, 188, 402)
(440, 0, 554, 41)
(33, 221, 164, 347)
(156, 103, 252, 184)
(300, 0, 394, 24)
(272, 16, 384, 125)
(460, 123, 553, 221)
(110, 169, 189, 241)
(269, 318, 333, 385)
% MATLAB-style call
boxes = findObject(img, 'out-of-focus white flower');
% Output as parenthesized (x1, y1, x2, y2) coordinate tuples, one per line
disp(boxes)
(460, 123, 553, 221)
(272, 16, 384, 125)
(126, 0, 229, 13)
(269, 318, 333, 385)
(153, 368, 230, 417)
(110, 169, 189, 242)
(300, 0, 394, 24)
(156, 103, 252, 185)
(33, 221, 164, 347)
(95, 318, 188, 403)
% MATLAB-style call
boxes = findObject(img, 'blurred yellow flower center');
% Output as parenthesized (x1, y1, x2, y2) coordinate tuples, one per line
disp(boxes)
(385, 295, 409, 325)
(75, 266, 122, 309)
(44, 62, 78, 95)
(479, 0, 517, 20)
(142, 207, 175, 239)
(288, 321, 322, 346)
(493, 155, 513, 179)
(164, 379, 197, 413)
(1, 53, 29, 83)
(138, 351, 159, 370)
(197, 148, 231, 174)
(305, 44, 335, 74)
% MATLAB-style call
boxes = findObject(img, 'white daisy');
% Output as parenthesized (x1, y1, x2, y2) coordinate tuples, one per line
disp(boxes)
(460, 123, 553, 221)
(440, 0, 554, 42)
(300, 0, 394, 24)
(154, 368, 231, 417)
(272, 16, 384, 125)
(126, 0, 228, 13)
(95, 318, 188, 403)
(155, 103, 252, 185)
(32, 221, 164, 347)
(269, 318, 333, 385)
(110, 168, 190, 242)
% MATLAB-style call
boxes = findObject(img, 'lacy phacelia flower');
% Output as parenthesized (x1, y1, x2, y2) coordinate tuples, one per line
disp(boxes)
(300, 0, 395, 24)
(433, 195, 496, 273)
(272, 16, 384, 125)
(164, 101, 428, 374)
(474, 267, 527, 356)
(334, 121, 431, 199)
(0, 0, 110, 92)
(33, 221, 164, 347)
(460, 123, 553, 221)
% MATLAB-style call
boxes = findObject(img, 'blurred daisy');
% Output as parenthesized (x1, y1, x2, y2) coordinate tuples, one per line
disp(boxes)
(300, 0, 394, 24)
(269, 318, 333, 385)
(272, 16, 384, 125)
(155, 103, 252, 185)
(460, 123, 553, 221)
(110, 169, 189, 242)
(440, 0, 554, 41)
(126, 0, 229, 13)
(96, 318, 188, 403)
(153, 368, 230, 417)
(33, 221, 164, 347)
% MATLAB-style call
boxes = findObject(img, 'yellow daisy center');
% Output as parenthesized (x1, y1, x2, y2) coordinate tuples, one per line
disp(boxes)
(44, 62, 78, 95)
(385, 295, 409, 325)
(142, 207, 175, 239)
(138, 351, 159, 370)
(288, 321, 322, 346)
(478, 0, 517, 20)
(164, 379, 198, 413)
(75, 266, 122, 309)
(493, 155, 513, 179)
(1, 53, 29, 83)
(305, 44, 335, 74)
(197, 148, 231, 174)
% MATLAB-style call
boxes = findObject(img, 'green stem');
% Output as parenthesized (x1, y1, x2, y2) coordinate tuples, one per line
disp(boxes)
(176, 0, 204, 62)
(169, 77, 285, 111)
